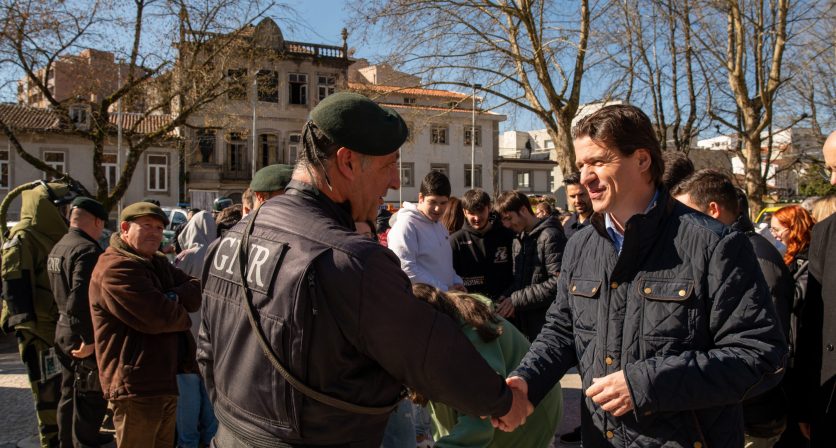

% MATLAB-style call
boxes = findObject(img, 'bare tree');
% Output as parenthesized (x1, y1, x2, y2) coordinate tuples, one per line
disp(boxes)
(603, 0, 708, 153)
(0, 0, 277, 210)
(694, 0, 802, 213)
(350, 0, 593, 178)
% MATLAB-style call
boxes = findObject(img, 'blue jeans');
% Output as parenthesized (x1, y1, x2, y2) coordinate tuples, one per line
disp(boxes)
(176, 373, 218, 448)
(382, 400, 415, 448)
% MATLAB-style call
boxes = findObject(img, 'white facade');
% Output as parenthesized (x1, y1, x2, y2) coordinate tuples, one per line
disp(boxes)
(0, 133, 179, 221)
(348, 64, 506, 206)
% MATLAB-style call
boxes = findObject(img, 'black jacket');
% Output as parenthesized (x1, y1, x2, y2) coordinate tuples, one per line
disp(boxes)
(793, 213, 836, 422)
(563, 212, 590, 240)
(511, 191, 787, 448)
(450, 216, 514, 301)
(504, 217, 567, 341)
(732, 216, 794, 431)
(198, 181, 512, 448)
(47, 228, 103, 353)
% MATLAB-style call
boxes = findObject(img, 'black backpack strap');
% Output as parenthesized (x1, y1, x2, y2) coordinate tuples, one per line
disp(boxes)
(236, 205, 400, 415)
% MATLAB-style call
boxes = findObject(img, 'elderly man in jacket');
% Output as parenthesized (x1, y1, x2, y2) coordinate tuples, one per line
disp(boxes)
(199, 92, 516, 447)
(495, 105, 787, 448)
(89, 202, 201, 448)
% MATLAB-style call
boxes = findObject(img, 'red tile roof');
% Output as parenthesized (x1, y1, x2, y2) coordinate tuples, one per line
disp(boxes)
(348, 82, 469, 100)
(0, 103, 61, 130)
(0, 103, 177, 137)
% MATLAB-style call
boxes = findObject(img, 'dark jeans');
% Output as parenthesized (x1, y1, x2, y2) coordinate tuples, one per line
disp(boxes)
(111, 395, 178, 448)
(56, 347, 109, 447)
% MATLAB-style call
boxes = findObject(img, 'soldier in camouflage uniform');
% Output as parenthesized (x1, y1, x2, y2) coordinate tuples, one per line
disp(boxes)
(2, 182, 72, 448)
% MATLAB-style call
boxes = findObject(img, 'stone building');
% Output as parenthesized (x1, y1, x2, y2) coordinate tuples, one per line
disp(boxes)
(178, 18, 352, 208)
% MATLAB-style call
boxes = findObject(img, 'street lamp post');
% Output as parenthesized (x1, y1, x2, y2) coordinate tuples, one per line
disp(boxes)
(471, 83, 481, 189)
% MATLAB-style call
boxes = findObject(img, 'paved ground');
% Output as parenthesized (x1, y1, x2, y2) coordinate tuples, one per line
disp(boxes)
(0, 332, 39, 448)
(1, 331, 582, 447)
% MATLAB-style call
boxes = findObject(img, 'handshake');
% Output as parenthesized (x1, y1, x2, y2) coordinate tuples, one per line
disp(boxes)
(489, 370, 634, 432)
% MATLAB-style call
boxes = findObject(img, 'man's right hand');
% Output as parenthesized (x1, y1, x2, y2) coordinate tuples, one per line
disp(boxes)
(491, 376, 533, 432)
(71, 341, 95, 359)
(496, 297, 514, 318)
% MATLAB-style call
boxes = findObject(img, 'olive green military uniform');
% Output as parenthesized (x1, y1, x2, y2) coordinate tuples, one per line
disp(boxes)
(2, 183, 70, 448)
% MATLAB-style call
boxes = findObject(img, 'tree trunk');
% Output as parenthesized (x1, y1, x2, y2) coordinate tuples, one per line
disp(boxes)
(743, 134, 765, 216)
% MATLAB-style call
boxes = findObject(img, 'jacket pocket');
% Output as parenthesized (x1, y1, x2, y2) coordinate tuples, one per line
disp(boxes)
(638, 277, 695, 342)
(569, 277, 601, 332)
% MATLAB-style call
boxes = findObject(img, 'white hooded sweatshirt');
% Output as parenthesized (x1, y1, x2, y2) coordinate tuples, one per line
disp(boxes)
(388, 202, 463, 291)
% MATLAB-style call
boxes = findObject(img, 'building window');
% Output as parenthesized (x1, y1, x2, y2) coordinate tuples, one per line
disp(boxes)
(431, 125, 448, 144)
(69, 105, 89, 128)
(404, 121, 414, 143)
(226, 133, 247, 173)
(464, 126, 482, 146)
(400, 162, 415, 188)
(403, 97, 416, 105)
(430, 163, 449, 177)
(43, 150, 65, 175)
(147, 154, 168, 192)
(317, 75, 336, 101)
(548, 171, 555, 192)
(289, 73, 308, 105)
(102, 153, 118, 190)
(257, 70, 279, 103)
(464, 164, 482, 188)
(544, 139, 554, 149)
(0, 150, 9, 189)
(514, 170, 531, 190)
(259, 134, 278, 168)
(287, 133, 302, 164)
(197, 130, 216, 163)
(227, 68, 248, 100)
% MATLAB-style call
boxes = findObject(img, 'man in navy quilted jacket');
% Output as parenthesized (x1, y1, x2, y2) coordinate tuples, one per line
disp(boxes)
(494, 104, 787, 448)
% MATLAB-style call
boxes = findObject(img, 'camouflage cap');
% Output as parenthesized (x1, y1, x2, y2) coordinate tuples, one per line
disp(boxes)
(120, 201, 169, 225)
(310, 92, 408, 156)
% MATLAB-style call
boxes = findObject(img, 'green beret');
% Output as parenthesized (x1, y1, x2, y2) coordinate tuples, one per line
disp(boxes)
(250, 164, 293, 193)
(71, 197, 109, 221)
(310, 92, 408, 156)
(121, 201, 169, 226)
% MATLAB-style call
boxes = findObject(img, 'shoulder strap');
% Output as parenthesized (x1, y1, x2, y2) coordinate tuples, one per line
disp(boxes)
(237, 206, 400, 415)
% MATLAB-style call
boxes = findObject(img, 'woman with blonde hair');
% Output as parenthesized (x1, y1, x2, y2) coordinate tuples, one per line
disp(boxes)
(812, 194, 836, 223)
(409, 284, 562, 447)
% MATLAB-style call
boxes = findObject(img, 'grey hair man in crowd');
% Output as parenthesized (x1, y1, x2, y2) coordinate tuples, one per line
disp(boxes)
(495, 105, 787, 447)
(199, 92, 518, 447)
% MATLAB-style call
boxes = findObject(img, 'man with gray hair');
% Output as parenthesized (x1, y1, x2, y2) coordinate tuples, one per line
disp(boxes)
(199, 92, 518, 447)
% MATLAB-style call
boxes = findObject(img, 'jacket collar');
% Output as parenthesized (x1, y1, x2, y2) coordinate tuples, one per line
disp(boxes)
(284, 179, 355, 230)
(69, 227, 101, 248)
(591, 188, 676, 282)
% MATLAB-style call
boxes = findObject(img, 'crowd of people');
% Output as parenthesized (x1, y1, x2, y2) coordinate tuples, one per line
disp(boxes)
(2, 92, 835, 448)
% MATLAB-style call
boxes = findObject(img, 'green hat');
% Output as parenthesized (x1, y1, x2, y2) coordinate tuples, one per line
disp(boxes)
(71, 197, 109, 221)
(310, 92, 408, 156)
(250, 164, 293, 193)
(121, 201, 169, 226)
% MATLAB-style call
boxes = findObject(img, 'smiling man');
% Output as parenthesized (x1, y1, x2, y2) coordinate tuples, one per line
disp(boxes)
(389, 170, 465, 292)
(495, 104, 787, 448)
(90, 202, 202, 447)
(199, 92, 517, 447)
(450, 188, 514, 301)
